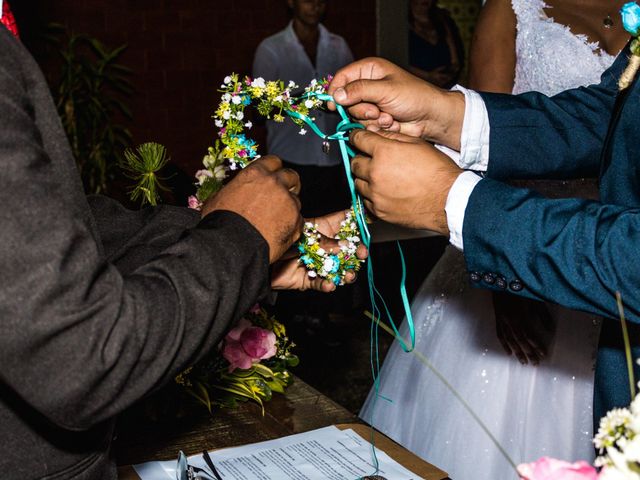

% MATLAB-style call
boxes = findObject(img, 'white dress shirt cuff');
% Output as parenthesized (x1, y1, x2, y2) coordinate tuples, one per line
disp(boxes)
(451, 85, 490, 172)
(445, 171, 483, 251)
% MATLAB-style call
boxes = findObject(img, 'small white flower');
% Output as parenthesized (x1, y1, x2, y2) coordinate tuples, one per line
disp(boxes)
(245, 121, 253, 129)
(224, 76, 232, 84)
(310, 79, 318, 87)
(288, 80, 297, 89)
(274, 95, 283, 103)
(307, 237, 316, 246)
(213, 165, 227, 180)
(317, 248, 326, 256)
(222, 93, 232, 102)
(223, 110, 231, 120)
(202, 154, 216, 168)
(229, 162, 237, 170)
(195, 169, 213, 185)
(251, 77, 266, 88)
(304, 222, 314, 229)
(323, 258, 335, 272)
(232, 95, 242, 105)
(304, 99, 314, 109)
(307, 270, 317, 278)
(235, 111, 244, 120)
(214, 119, 224, 128)
(299, 128, 307, 135)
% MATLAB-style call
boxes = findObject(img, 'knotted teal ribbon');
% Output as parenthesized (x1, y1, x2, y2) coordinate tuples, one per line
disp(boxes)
(287, 92, 416, 354)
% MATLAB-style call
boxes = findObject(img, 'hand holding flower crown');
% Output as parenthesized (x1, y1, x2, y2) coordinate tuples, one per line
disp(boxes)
(271, 210, 368, 292)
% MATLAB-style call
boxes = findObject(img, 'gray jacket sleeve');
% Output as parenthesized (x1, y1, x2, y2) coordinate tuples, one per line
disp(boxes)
(0, 29, 271, 431)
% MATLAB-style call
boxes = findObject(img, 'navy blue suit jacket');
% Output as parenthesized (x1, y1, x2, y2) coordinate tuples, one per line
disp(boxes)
(463, 44, 640, 424)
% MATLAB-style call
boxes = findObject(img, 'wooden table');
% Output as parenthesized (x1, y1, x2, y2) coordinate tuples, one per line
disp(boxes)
(116, 376, 449, 479)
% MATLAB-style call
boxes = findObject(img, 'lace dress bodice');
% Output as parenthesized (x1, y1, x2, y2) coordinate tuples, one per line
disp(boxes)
(512, 0, 616, 96)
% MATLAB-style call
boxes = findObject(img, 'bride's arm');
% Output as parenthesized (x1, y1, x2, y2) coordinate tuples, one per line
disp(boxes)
(468, 0, 517, 93)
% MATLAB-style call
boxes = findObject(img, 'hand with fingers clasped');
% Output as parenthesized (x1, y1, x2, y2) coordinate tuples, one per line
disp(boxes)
(493, 292, 556, 366)
(327, 57, 466, 150)
(271, 210, 368, 292)
(349, 129, 463, 235)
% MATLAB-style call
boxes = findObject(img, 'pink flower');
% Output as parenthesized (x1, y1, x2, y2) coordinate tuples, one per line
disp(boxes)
(249, 304, 261, 314)
(188, 195, 202, 211)
(222, 319, 277, 372)
(518, 457, 599, 480)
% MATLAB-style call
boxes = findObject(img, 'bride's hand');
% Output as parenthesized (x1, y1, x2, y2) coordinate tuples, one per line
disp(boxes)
(493, 292, 556, 365)
(270, 210, 368, 291)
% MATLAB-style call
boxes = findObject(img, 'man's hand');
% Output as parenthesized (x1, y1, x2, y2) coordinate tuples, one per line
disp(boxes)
(271, 210, 368, 291)
(201, 156, 303, 263)
(350, 130, 462, 234)
(328, 57, 465, 150)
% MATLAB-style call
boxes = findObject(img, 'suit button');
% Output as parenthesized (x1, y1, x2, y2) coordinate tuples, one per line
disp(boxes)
(482, 273, 496, 285)
(495, 276, 507, 290)
(469, 272, 481, 283)
(509, 280, 524, 292)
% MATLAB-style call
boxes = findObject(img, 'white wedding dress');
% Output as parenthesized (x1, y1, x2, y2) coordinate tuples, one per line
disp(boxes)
(360, 1, 616, 479)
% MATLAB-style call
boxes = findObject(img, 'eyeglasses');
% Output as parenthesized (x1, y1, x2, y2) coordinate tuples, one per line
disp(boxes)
(176, 450, 224, 480)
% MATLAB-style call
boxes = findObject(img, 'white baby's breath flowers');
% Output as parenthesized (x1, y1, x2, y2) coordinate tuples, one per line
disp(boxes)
(251, 77, 266, 88)
(215, 119, 224, 128)
(224, 76, 232, 84)
(245, 121, 253, 129)
(235, 111, 244, 120)
(299, 128, 307, 135)
(232, 95, 242, 105)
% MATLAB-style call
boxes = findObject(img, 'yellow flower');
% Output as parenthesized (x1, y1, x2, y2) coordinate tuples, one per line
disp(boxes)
(250, 86, 264, 98)
(273, 114, 285, 123)
(266, 81, 279, 98)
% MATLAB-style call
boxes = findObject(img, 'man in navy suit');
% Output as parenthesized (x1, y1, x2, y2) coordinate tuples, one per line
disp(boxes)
(328, 48, 639, 424)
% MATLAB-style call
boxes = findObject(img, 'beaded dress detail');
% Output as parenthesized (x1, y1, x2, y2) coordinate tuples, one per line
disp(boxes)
(360, 2, 615, 479)
(512, 0, 615, 95)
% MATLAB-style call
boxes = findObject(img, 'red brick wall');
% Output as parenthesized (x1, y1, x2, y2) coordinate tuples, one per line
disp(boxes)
(24, 1, 376, 176)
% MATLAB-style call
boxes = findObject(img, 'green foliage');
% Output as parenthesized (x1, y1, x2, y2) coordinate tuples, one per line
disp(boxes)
(51, 25, 133, 194)
(121, 142, 170, 207)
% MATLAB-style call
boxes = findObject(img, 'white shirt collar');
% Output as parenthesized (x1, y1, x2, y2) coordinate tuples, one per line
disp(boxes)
(285, 20, 329, 47)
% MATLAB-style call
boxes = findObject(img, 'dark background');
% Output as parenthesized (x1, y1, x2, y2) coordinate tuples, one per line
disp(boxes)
(15, 0, 376, 176)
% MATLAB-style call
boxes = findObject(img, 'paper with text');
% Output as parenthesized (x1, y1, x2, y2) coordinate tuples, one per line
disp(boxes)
(134, 426, 423, 480)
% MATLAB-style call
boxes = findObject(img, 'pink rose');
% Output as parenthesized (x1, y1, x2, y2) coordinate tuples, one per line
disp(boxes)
(518, 457, 599, 480)
(222, 319, 277, 372)
(188, 195, 202, 211)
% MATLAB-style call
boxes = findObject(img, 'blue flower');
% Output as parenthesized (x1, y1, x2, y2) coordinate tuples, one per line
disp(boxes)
(621, 2, 640, 36)
(242, 95, 251, 106)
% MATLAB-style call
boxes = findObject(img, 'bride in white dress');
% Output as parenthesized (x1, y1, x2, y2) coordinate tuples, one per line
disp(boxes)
(360, 1, 629, 479)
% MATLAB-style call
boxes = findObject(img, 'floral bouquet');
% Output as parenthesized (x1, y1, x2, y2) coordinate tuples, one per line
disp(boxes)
(175, 305, 298, 413)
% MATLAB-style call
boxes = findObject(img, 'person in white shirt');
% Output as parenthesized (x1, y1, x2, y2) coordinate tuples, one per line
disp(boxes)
(252, 0, 353, 217)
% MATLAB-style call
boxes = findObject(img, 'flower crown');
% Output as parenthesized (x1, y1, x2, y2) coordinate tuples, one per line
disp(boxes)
(189, 74, 364, 286)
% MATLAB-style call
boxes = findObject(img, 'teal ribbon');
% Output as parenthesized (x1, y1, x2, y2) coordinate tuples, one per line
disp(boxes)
(287, 92, 416, 353)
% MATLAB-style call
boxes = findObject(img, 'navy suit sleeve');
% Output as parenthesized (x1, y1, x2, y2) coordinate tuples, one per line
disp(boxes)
(463, 178, 640, 323)
(479, 44, 629, 180)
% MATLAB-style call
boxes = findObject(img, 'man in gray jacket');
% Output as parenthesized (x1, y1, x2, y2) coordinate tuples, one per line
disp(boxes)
(0, 24, 350, 479)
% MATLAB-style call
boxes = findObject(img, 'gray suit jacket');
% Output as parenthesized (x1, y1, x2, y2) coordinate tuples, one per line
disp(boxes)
(0, 27, 270, 479)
